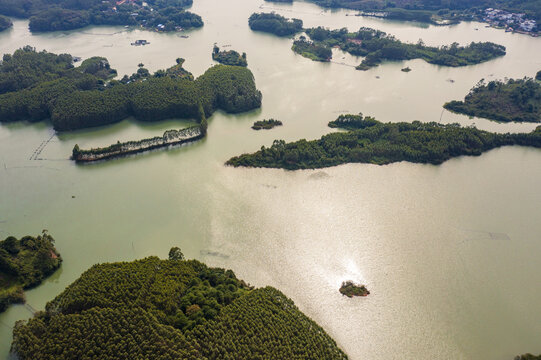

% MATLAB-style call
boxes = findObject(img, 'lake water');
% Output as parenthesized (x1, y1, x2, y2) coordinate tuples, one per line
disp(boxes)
(1, 0, 541, 358)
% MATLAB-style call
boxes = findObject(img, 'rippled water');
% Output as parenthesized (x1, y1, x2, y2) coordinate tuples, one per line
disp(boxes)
(1, 0, 541, 358)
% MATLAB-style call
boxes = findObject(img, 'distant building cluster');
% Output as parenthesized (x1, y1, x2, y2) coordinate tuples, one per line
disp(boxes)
(483, 8, 538, 34)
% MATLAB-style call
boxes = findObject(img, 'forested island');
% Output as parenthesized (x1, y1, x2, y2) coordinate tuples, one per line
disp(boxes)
(252, 119, 283, 130)
(339, 281, 370, 297)
(212, 45, 247, 67)
(444, 77, 541, 123)
(10, 251, 348, 359)
(0, 0, 202, 33)
(226, 113, 541, 169)
(248, 13, 303, 37)
(298, 27, 506, 70)
(0, 14, 12, 31)
(0, 47, 262, 131)
(0, 232, 61, 313)
(72, 126, 204, 162)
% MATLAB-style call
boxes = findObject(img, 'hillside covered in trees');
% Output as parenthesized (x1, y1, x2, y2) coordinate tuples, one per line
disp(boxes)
(300, 27, 506, 70)
(11, 252, 348, 360)
(248, 13, 303, 36)
(0, 232, 61, 313)
(0, 0, 202, 32)
(444, 77, 541, 123)
(0, 47, 262, 131)
(226, 113, 541, 169)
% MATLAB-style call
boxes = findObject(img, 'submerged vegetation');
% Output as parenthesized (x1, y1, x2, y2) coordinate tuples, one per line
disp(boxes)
(252, 119, 283, 130)
(0, 232, 61, 313)
(0, 0, 202, 33)
(302, 27, 506, 70)
(248, 13, 303, 37)
(212, 45, 247, 67)
(0, 47, 262, 131)
(339, 281, 370, 297)
(227, 113, 541, 169)
(11, 252, 348, 359)
(444, 77, 541, 123)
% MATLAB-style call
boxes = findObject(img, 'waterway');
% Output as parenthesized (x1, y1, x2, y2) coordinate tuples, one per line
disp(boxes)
(1, 0, 541, 358)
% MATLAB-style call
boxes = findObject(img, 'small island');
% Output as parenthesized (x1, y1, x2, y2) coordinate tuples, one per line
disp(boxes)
(227, 113, 541, 170)
(0, 0, 202, 33)
(301, 27, 506, 70)
(0, 14, 12, 31)
(10, 250, 347, 360)
(252, 119, 283, 130)
(339, 281, 370, 297)
(72, 126, 205, 163)
(0, 232, 62, 313)
(0, 47, 262, 131)
(444, 77, 541, 123)
(248, 13, 303, 37)
(401, 67, 412, 72)
(212, 45, 247, 67)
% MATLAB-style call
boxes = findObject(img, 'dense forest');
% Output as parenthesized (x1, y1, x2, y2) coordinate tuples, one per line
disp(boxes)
(0, 0, 202, 32)
(444, 77, 541, 122)
(248, 12, 303, 36)
(0, 47, 262, 131)
(11, 252, 348, 359)
(212, 45, 247, 67)
(226, 113, 541, 169)
(0, 14, 11, 31)
(301, 27, 506, 70)
(0, 232, 62, 313)
(72, 125, 204, 162)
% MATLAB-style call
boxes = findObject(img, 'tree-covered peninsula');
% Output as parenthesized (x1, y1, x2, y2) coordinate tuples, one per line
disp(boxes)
(0, 47, 262, 131)
(298, 27, 506, 70)
(0, 0, 202, 33)
(226, 113, 541, 170)
(212, 45, 247, 67)
(248, 13, 303, 37)
(0, 14, 12, 31)
(444, 77, 541, 123)
(11, 252, 348, 360)
(278, 0, 541, 32)
(0, 232, 61, 313)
